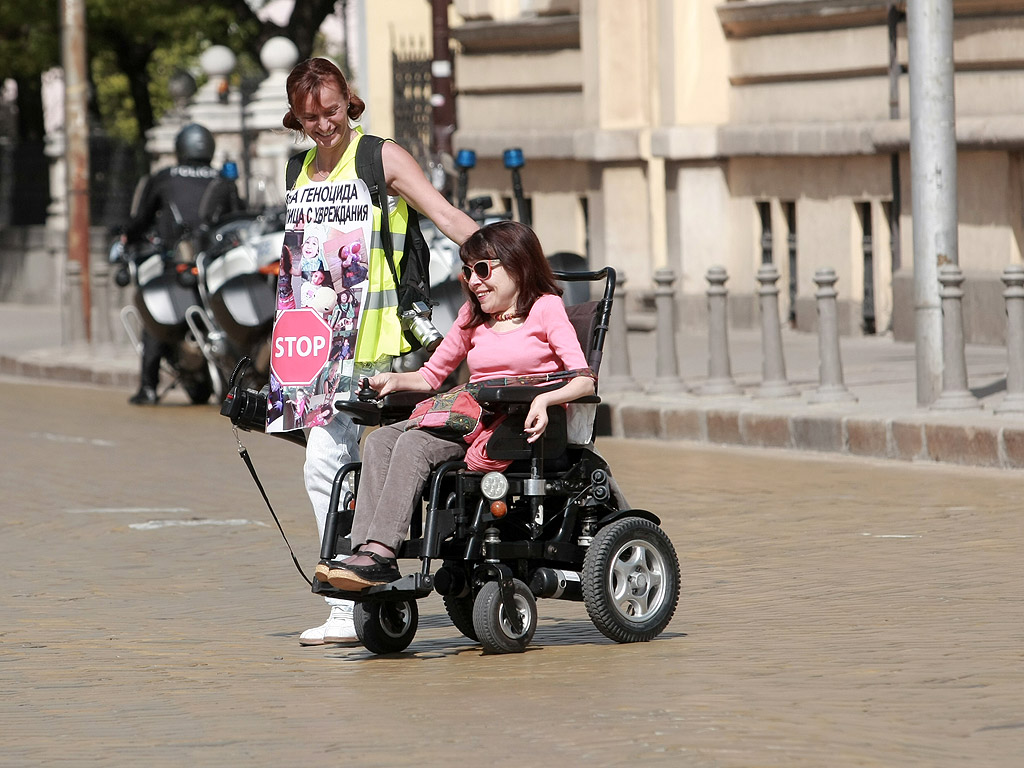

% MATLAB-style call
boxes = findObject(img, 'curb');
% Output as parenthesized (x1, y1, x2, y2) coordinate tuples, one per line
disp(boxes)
(604, 393, 1024, 472)
(5, 350, 1024, 472)
(0, 354, 137, 390)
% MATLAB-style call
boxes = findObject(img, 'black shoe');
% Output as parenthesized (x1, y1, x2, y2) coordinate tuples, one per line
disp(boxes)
(128, 387, 159, 405)
(327, 551, 401, 591)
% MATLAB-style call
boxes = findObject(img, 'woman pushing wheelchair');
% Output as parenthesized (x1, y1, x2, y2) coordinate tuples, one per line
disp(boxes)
(318, 220, 596, 591)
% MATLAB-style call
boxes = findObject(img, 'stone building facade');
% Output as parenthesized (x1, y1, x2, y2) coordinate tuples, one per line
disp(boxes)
(449, 0, 1024, 344)
(13, 0, 1024, 348)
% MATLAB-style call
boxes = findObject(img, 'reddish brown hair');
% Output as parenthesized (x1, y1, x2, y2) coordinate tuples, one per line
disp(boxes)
(282, 58, 365, 134)
(459, 220, 562, 329)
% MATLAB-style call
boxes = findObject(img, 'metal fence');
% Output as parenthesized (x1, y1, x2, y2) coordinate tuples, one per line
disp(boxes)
(89, 138, 149, 229)
(392, 45, 431, 171)
(0, 140, 49, 227)
(0, 136, 147, 230)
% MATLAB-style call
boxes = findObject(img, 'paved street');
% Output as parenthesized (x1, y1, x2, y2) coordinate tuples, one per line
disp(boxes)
(2, 378, 1022, 767)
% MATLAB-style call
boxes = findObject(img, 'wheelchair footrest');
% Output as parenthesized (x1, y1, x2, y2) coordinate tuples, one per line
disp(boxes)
(311, 572, 434, 602)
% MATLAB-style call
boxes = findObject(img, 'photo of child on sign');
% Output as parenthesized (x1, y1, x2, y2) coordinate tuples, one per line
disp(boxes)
(267, 178, 373, 433)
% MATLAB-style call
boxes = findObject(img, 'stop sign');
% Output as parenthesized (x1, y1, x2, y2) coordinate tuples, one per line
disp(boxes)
(271, 309, 332, 386)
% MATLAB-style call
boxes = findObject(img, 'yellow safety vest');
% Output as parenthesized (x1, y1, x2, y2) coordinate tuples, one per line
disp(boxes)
(294, 128, 411, 363)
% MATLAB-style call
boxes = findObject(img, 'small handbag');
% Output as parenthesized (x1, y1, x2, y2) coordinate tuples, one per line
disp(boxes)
(406, 383, 490, 443)
(404, 367, 596, 444)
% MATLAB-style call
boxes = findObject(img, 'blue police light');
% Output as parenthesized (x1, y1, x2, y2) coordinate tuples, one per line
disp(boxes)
(456, 149, 477, 169)
(503, 148, 525, 170)
(221, 161, 239, 180)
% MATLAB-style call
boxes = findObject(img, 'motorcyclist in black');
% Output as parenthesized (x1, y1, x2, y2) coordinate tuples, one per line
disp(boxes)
(124, 123, 242, 405)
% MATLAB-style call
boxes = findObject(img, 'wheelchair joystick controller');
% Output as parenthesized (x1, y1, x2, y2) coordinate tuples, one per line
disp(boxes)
(356, 377, 380, 403)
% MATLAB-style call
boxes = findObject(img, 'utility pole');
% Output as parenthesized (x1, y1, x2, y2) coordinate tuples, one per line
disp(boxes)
(430, 0, 455, 159)
(62, 0, 91, 341)
(907, 0, 957, 406)
(887, 1, 903, 274)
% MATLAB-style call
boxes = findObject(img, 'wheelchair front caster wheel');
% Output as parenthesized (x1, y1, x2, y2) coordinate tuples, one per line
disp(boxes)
(472, 579, 537, 654)
(354, 600, 419, 655)
(582, 516, 680, 643)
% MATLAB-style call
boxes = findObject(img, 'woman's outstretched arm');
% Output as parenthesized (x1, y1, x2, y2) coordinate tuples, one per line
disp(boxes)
(382, 141, 478, 245)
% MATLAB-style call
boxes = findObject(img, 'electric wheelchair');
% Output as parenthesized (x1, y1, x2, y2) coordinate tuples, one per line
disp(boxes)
(313, 268, 681, 655)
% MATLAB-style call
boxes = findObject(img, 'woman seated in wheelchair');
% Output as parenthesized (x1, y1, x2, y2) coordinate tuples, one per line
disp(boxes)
(324, 220, 596, 591)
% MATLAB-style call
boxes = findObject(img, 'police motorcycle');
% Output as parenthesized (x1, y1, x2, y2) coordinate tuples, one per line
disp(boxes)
(183, 203, 287, 398)
(112, 224, 221, 404)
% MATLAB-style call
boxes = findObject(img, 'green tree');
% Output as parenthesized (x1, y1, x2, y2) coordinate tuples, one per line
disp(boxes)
(0, 0, 60, 140)
(88, 0, 257, 141)
(0, 0, 338, 143)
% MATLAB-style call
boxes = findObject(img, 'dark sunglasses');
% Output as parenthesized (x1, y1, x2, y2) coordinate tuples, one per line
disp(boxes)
(461, 259, 502, 281)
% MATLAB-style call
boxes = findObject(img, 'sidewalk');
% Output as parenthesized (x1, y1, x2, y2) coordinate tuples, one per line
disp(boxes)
(3, 302, 1024, 471)
(0, 304, 138, 389)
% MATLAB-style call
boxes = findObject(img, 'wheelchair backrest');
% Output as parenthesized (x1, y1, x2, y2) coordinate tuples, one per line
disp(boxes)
(553, 268, 615, 387)
(486, 268, 616, 461)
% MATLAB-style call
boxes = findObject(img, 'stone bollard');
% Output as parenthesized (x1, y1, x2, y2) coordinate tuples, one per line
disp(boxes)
(646, 268, 686, 394)
(600, 270, 637, 393)
(932, 263, 981, 410)
(755, 263, 798, 398)
(698, 266, 741, 396)
(63, 259, 86, 346)
(90, 258, 113, 346)
(808, 268, 857, 403)
(995, 264, 1024, 414)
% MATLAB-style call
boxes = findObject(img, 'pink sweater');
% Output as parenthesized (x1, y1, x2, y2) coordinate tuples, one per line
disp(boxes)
(419, 293, 590, 471)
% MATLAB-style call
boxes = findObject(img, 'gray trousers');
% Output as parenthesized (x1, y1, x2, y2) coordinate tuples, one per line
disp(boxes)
(348, 421, 467, 552)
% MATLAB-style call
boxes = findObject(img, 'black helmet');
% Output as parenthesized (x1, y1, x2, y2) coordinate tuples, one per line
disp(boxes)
(175, 123, 215, 165)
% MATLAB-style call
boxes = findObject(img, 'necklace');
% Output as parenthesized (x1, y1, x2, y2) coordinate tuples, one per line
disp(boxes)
(314, 154, 329, 179)
(314, 132, 350, 179)
(493, 308, 522, 322)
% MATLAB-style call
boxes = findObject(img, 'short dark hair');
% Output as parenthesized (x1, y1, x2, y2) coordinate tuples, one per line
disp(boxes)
(459, 221, 562, 329)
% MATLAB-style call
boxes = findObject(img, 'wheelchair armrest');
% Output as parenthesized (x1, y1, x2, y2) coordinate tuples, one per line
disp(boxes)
(475, 382, 601, 408)
(380, 390, 434, 422)
(382, 390, 435, 409)
(334, 399, 383, 426)
(475, 381, 565, 405)
(478, 384, 600, 460)
(334, 390, 436, 426)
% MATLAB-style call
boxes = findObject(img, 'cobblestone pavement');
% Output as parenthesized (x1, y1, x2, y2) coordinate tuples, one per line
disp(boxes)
(2, 380, 1022, 767)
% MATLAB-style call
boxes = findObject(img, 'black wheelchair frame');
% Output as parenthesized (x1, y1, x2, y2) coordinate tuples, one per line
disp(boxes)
(312, 268, 681, 654)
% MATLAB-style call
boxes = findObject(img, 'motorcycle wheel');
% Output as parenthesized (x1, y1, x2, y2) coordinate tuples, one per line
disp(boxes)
(183, 369, 214, 404)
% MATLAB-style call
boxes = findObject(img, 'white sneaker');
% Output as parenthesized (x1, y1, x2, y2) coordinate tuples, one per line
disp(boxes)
(298, 604, 359, 646)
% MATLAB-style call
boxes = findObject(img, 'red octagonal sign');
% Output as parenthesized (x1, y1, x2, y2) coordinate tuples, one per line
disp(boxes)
(271, 309, 332, 386)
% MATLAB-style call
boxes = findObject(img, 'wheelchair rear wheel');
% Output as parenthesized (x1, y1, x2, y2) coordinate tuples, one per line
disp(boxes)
(442, 594, 478, 641)
(582, 516, 680, 643)
(354, 600, 419, 655)
(472, 579, 537, 654)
